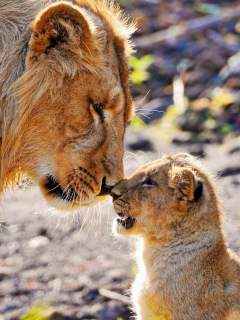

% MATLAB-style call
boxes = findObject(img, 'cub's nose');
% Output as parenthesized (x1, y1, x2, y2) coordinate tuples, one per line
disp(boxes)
(110, 180, 127, 200)
(110, 186, 123, 201)
(110, 191, 121, 201)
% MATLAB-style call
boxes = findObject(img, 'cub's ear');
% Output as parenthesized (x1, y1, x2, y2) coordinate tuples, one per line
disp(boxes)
(26, 1, 96, 70)
(168, 166, 203, 210)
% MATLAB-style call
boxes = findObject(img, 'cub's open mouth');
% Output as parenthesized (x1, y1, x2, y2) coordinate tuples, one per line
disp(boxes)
(116, 213, 136, 229)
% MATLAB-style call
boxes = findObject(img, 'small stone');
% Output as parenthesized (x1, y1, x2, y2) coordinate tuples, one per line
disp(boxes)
(96, 301, 131, 320)
(48, 311, 66, 320)
(76, 305, 96, 318)
(82, 288, 99, 303)
(188, 145, 206, 158)
(228, 146, 240, 155)
(218, 166, 240, 178)
(28, 236, 50, 248)
(127, 138, 154, 152)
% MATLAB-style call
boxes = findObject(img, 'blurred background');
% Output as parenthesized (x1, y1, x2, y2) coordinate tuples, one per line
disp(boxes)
(1, 0, 240, 319)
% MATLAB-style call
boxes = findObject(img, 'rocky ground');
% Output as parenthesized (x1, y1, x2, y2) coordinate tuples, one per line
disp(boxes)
(0, 128, 240, 320)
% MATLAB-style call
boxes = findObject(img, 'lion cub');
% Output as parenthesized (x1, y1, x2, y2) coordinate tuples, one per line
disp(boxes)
(112, 153, 240, 320)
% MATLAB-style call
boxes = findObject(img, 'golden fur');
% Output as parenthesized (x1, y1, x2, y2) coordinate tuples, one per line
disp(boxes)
(0, 0, 135, 209)
(112, 153, 240, 320)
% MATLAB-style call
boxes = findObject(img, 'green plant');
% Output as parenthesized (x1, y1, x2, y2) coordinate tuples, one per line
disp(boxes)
(21, 303, 53, 320)
(130, 114, 146, 129)
(130, 55, 153, 85)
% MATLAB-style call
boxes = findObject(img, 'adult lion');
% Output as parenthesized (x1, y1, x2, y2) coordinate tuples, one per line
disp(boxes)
(0, 0, 134, 210)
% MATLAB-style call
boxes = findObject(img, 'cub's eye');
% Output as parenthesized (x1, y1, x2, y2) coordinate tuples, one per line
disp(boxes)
(142, 177, 157, 187)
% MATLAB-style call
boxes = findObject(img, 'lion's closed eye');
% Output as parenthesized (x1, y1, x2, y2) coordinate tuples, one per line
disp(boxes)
(92, 102, 104, 114)
(89, 99, 105, 124)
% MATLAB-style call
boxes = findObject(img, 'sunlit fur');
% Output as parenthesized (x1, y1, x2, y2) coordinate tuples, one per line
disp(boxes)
(112, 153, 240, 320)
(0, 0, 135, 209)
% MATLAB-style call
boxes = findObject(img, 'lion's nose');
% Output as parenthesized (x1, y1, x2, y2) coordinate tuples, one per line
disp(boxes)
(98, 177, 113, 196)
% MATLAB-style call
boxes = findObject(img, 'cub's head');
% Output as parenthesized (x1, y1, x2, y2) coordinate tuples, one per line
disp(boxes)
(112, 153, 221, 240)
(3, 1, 135, 210)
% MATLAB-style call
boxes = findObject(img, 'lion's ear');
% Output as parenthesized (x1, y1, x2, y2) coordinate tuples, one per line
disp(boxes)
(168, 166, 203, 210)
(26, 1, 96, 70)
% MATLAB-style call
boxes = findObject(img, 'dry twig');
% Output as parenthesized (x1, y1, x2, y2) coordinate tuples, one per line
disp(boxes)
(135, 6, 240, 48)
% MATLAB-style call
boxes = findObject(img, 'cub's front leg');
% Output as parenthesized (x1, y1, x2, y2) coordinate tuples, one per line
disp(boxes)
(132, 277, 171, 320)
(131, 277, 152, 320)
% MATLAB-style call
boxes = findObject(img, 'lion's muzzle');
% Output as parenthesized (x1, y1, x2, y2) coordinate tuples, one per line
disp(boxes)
(40, 166, 113, 209)
(44, 175, 78, 202)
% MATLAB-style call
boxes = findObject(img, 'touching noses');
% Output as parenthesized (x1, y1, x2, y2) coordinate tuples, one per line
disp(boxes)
(110, 184, 125, 200)
(98, 177, 114, 196)
(110, 191, 121, 201)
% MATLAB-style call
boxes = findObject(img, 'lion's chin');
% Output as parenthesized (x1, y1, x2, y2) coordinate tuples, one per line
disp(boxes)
(38, 174, 108, 211)
(43, 195, 108, 211)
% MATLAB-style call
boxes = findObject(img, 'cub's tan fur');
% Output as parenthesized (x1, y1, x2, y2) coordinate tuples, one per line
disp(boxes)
(112, 153, 240, 320)
(0, 0, 134, 210)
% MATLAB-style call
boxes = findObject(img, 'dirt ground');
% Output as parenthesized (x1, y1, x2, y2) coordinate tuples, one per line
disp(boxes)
(0, 128, 240, 320)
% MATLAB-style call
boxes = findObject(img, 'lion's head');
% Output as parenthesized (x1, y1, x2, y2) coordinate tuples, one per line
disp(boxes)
(1, 0, 135, 210)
